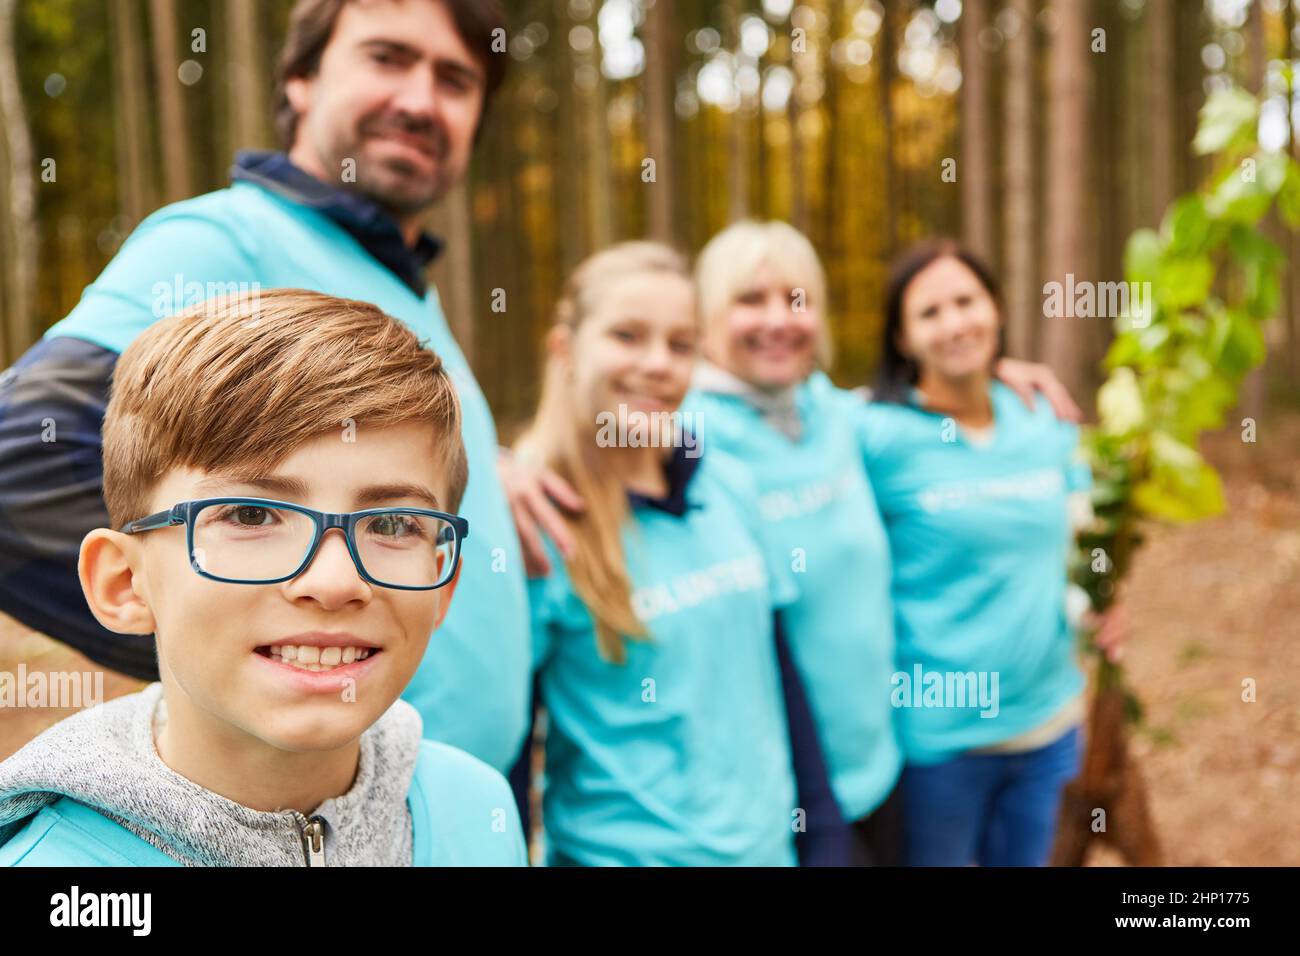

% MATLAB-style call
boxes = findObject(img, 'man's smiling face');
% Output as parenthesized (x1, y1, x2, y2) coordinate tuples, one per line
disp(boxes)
(286, 0, 487, 216)
(128, 422, 457, 754)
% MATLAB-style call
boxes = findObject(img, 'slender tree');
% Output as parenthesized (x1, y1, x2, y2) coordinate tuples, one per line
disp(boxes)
(1147, 0, 1176, 220)
(429, 181, 476, 365)
(877, 0, 897, 253)
(1288, 0, 1299, 382)
(149, 0, 192, 204)
(110, 0, 152, 226)
(226, 0, 271, 154)
(642, 0, 676, 244)
(1042, 0, 1092, 398)
(725, 0, 749, 221)
(578, 5, 613, 250)
(787, 24, 808, 236)
(959, 0, 994, 265)
(0, 0, 36, 358)
(1241, 0, 1269, 420)
(1002, 0, 1036, 359)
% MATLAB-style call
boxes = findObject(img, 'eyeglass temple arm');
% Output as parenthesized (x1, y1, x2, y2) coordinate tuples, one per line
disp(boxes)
(119, 507, 183, 535)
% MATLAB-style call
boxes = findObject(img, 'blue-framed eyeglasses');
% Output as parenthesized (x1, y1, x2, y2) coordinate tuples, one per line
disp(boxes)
(120, 497, 468, 591)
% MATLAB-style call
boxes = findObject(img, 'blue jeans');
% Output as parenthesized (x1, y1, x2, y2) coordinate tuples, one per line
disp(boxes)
(901, 725, 1082, 866)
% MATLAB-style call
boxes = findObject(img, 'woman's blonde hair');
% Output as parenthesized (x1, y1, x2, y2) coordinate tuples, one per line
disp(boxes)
(695, 219, 834, 372)
(517, 242, 691, 663)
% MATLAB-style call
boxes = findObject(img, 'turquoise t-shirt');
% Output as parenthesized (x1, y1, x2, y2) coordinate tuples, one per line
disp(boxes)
(856, 381, 1089, 765)
(530, 450, 799, 866)
(42, 182, 530, 772)
(683, 373, 902, 821)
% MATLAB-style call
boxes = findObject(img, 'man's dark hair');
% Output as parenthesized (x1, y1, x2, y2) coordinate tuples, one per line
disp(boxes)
(273, 0, 509, 150)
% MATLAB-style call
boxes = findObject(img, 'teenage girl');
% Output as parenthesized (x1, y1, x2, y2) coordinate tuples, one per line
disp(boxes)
(516, 242, 842, 866)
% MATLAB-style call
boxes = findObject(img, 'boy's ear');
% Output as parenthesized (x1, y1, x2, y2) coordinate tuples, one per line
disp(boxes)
(430, 561, 462, 631)
(78, 529, 156, 635)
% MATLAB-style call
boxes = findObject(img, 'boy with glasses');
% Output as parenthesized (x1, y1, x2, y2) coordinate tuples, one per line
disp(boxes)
(0, 289, 527, 866)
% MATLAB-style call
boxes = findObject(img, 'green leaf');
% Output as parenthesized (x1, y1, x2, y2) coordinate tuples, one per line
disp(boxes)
(1149, 430, 1202, 472)
(1156, 254, 1215, 311)
(1097, 366, 1146, 436)
(1161, 196, 1213, 255)
(1278, 160, 1300, 227)
(1104, 331, 1144, 370)
(1256, 150, 1289, 193)
(1132, 462, 1225, 522)
(1124, 229, 1163, 285)
(1217, 309, 1267, 377)
(1193, 86, 1259, 155)
(1176, 376, 1236, 433)
(1206, 163, 1271, 223)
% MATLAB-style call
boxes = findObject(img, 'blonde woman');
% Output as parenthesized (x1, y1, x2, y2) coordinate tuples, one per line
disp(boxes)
(684, 220, 1080, 864)
(515, 242, 844, 866)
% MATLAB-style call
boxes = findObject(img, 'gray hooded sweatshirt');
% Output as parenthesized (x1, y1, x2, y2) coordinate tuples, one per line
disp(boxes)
(0, 682, 421, 866)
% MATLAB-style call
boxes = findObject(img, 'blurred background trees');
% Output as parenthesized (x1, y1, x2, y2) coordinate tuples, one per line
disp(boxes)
(2, 0, 1298, 431)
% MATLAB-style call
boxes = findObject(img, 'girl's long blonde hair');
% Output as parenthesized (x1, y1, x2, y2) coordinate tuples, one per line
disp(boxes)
(516, 241, 691, 663)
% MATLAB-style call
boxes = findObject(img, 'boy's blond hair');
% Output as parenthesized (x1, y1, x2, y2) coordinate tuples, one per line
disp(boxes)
(103, 288, 468, 529)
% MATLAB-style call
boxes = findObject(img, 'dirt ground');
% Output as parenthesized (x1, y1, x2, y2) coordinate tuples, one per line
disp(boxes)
(1087, 408, 1300, 867)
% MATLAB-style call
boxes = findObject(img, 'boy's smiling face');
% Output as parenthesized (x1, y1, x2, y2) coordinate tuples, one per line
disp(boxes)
(82, 421, 458, 755)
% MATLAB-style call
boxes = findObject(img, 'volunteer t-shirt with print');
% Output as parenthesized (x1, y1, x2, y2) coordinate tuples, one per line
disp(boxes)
(530, 448, 800, 866)
(856, 381, 1091, 765)
(683, 371, 902, 822)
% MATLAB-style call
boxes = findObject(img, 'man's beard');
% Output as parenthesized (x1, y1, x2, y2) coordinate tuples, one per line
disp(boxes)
(335, 115, 453, 215)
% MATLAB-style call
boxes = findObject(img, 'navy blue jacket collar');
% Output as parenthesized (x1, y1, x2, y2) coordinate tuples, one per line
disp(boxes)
(626, 440, 703, 518)
(231, 150, 443, 297)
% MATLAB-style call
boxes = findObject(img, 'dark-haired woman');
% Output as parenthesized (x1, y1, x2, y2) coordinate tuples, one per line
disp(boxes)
(856, 240, 1113, 867)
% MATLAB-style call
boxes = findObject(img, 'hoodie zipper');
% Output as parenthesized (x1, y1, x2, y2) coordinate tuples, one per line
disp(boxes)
(301, 816, 326, 867)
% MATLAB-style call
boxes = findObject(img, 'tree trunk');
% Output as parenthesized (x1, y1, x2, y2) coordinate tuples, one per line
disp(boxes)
(1041, 0, 1090, 394)
(642, 0, 675, 244)
(959, 0, 994, 266)
(0, 0, 37, 358)
(1288, 0, 1299, 384)
(1052, 671, 1163, 866)
(149, 0, 192, 204)
(725, 0, 749, 222)
(788, 49, 807, 236)
(226, 0, 270, 154)
(553, 0, 584, 274)
(578, 9, 613, 250)
(1174, 0, 1205, 191)
(878, 0, 897, 252)
(1240, 2, 1268, 419)
(1002, 0, 1036, 359)
(1147, 0, 1175, 220)
(110, 0, 152, 226)
(429, 181, 476, 366)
